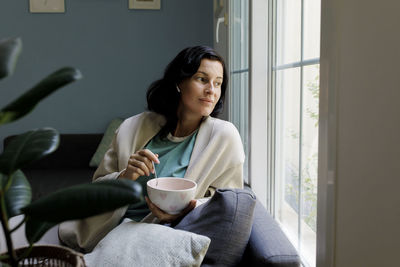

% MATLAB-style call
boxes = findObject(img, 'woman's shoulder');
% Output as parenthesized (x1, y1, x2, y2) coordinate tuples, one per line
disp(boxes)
(120, 112, 166, 128)
(200, 117, 243, 151)
(202, 116, 245, 162)
(115, 112, 166, 140)
(206, 117, 240, 137)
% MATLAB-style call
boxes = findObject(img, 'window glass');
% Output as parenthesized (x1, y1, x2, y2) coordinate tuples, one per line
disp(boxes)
(300, 64, 319, 265)
(273, 1, 320, 266)
(277, 0, 301, 65)
(275, 67, 301, 245)
(231, 0, 319, 264)
(303, 0, 321, 60)
(230, 0, 249, 183)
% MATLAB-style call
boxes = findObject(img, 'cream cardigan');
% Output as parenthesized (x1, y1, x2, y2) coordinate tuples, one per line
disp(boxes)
(58, 112, 245, 252)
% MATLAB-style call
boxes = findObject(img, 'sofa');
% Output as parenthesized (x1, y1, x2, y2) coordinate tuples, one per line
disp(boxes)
(2, 134, 300, 266)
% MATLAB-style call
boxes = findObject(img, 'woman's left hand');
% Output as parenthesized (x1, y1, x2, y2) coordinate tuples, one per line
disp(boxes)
(145, 196, 196, 224)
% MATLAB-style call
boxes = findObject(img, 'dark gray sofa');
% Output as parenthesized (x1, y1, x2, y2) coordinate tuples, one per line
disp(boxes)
(240, 199, 300, 266)
(4, 134, 101, 200)
(4, 134, 300, 266)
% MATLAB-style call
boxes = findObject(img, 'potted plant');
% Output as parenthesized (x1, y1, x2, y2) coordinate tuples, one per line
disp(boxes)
(0, 37, 142, 267)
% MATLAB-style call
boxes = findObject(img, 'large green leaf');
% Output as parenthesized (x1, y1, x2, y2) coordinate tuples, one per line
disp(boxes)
(0, 67, 82, 125)
(0, 128, 59, 175)
(22, 179, 142, 222)
(23, 179, 142, 243)
(25, 218, 56, 244)
(0, 37, 22, 79)
(4, 170, 31, 218)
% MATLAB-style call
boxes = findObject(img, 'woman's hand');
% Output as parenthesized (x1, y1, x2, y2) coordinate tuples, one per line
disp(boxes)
(145, 196, 196, 224)
(119, 149, 159, 181)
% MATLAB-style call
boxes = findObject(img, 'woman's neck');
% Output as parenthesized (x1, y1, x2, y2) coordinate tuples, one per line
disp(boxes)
(173, 114, 202, 137)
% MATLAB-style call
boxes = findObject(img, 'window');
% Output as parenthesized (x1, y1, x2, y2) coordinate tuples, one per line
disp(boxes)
(272, 0, 320, 266)
(230, 0, 320, 265)
(229, 0, 249, 183)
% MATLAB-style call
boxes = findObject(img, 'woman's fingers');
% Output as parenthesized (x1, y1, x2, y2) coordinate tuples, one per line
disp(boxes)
(145, 197, 196, 224)
(138, 149, 160, 164)
(129, 156, 152, 176)
(145, 196, 169, 221)
(182, 200, 197, 214)
(145, 196, 178, 223)
(126, 164, 146, 177)
(119, 149, 159, 180)
(131, 149, 159, 175)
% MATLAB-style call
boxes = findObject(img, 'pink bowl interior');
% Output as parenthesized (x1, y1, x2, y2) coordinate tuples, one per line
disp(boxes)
(148, 177, 196, 191)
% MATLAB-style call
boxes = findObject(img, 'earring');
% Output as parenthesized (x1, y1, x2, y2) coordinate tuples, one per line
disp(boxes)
(176, 85, 181, 93)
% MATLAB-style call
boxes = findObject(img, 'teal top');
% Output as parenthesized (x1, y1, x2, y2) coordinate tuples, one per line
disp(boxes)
(122, 130, 198, 222)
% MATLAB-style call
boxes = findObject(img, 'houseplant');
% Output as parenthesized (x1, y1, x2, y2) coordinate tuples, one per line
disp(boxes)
(0, 37, 142, 266)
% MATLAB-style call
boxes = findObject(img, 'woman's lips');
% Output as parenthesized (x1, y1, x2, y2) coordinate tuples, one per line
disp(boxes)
(200, 98, 214, 104)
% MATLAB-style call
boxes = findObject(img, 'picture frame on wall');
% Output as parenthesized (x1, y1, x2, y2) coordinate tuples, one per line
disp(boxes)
(129, 0, 161, 10)
(29, 0, 65, 13)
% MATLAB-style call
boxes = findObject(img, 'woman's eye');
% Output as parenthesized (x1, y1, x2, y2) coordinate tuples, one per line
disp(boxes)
(214, 82, 222, 87)
(197, 77, 206, 82)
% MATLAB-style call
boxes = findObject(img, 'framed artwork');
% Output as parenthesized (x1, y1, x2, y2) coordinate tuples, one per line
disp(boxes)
(129, 0, 161, 10)
(29, 0, 65, 13)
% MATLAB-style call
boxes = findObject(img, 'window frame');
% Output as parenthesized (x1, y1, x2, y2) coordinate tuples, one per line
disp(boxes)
(228, 0, 250, 184)
(249, 1, 335, 267)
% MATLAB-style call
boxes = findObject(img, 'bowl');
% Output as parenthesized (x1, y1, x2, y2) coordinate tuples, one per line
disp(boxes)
(147, 177, 197, 215)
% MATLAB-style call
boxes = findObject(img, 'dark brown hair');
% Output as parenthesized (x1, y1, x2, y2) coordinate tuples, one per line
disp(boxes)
(146, 46, 228, 134)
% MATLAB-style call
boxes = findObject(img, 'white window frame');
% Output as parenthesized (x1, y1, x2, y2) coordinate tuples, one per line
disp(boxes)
(249, 0, 272, 210)
(228, 0, 250, 184)
(249, 1, 336, 266)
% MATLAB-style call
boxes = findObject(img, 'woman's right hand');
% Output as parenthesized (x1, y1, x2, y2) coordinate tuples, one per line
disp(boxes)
(118, 149, 159, 181)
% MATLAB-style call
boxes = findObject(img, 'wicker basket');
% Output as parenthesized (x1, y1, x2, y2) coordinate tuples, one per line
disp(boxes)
(8, 245, 85, 267)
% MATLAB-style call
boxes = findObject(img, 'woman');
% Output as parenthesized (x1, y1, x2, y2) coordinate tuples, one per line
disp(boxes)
(59, 46, 245, 252)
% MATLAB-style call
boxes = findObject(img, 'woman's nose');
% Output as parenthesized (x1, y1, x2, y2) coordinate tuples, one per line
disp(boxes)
(206, 82, 215, 93)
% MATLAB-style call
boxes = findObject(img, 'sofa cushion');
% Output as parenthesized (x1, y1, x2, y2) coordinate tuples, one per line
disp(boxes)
(174, 188, 256, 267)
(240, 199, 301, 267)
(89, 118, 123, 167)
(4, 134, 100, 201)
(4, 134, 103, 169)
(24, 168, 95, 200)
(84, 220, 210, 267)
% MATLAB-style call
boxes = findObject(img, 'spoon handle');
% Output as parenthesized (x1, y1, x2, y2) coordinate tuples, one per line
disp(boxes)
(152, 161, 158, 186)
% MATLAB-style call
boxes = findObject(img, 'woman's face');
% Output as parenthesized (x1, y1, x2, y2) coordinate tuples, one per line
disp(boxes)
(177, 59, 223, 120)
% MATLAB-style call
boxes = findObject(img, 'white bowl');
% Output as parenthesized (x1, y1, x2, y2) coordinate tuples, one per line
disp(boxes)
(147, 177, 197, 215)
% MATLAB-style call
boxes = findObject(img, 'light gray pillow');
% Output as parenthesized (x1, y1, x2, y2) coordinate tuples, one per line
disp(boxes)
(84, 220, 210, 267)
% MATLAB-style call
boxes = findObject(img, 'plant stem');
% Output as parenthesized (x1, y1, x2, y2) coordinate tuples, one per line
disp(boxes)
(0, 193, 18, 267)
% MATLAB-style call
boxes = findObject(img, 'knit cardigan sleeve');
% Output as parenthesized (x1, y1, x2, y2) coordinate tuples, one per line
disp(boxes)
(92, 112, 165, 182)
